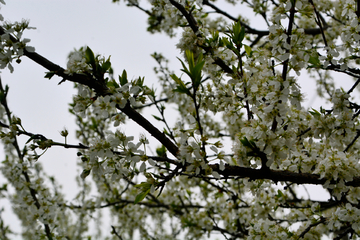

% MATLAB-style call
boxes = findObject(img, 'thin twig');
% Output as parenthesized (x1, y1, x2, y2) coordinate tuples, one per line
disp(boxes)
(111, 226, 124, 240)
(297, 217, 326, 239)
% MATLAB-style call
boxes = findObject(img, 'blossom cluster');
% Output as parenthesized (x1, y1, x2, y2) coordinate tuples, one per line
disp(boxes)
(65, 50, 91, 75)
(3, 0, 360, 239)
(0, 16, 35, 72)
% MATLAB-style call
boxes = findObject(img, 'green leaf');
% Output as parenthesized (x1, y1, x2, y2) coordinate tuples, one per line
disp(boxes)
(119, 70, 128, 86)
(107, 80, 120, 89)
(230, 21, 245, 46)
(170, 74, 190, 95)
(276, 189, 284, 198)
(320, 106, 327, 114)
(178, 50, 205, 91)
(163, 128, 170, 136)
(308, 55, 320, 66)
(240, 137, 256, 149)
(178, 58, 191, 78)
(134, 188, 151, 204)
(231, 65, 237, 74)
(134, 181, 152, 204)
(309, 108, 321, 117)
(156, 145, 167, 157)
(44, 71, 56, 80)
(348, 55, 359, 60)
(201, 12, 209, 18)
(85, 46, 96, 67)
(185, 49, 195, 70)
(102, 57, 111, 73)
(223, 37, 241, 57)
(222, 37, 232, 49)
(244, 44, 252, 56)
(191, 54, 205, 90)
(0, 184, 7, 191)
(152, 115, 163, 121)
(238, 25, 245, 43)
(134, 76, 145, 87)
(173, 87, 189, 94)
(135, 181, 152, 189)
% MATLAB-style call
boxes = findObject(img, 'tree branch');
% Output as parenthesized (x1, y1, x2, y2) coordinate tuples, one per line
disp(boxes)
(0, 25, 180, 158)
(211, 163, 360, 187)
(117, 102, 179, 157)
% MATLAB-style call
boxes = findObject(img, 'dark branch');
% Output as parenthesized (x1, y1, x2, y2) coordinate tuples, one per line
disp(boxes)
(210, 163, 360, 187)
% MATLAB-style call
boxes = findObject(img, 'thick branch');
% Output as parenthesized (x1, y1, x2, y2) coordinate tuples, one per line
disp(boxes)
(169, 0, 199, 34)
(211, 164, 360, 187)
(118, 102, 179, 157)
(0, 26, 111, 96)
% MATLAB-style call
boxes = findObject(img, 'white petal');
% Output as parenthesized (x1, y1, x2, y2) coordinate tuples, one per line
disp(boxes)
(212, 171, 221, 179)
(140, 162, 146, 172)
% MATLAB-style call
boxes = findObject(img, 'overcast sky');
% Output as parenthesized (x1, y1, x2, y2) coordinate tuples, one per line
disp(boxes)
(0, 0, 356, 238)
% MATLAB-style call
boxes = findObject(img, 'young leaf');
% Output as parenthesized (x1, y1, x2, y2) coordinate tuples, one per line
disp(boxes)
(231, 21, 245, 47)
(244, 44, 252, 56)
(238, 25, 245, 44)
(170, 74, 190, 95)
(178, 58, 191, 78)
(134, 188, 151, 204)
(191, 53, 205, 90)
(156, 145, 167, 157)
(178, 50, 205, 91)
(107, 80, 119, 89)
(309, 108, 321, 118)
(134, 181, 152, 204)
(135, 181, 152, 189)
(240, 137, 257, 149)
(223, 37, 241, 57)
(44, 71, 56, 80)
(119, 70, 128, 86)
(102, 57, 111, 73)
(85, 46, 96, 67)
(185, 50, 195, 71)
(308, 55, 320, 67)
(152, 115, 163, 121)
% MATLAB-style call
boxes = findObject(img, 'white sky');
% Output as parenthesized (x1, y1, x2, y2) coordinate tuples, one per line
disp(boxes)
(0, 0, 357, 238)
